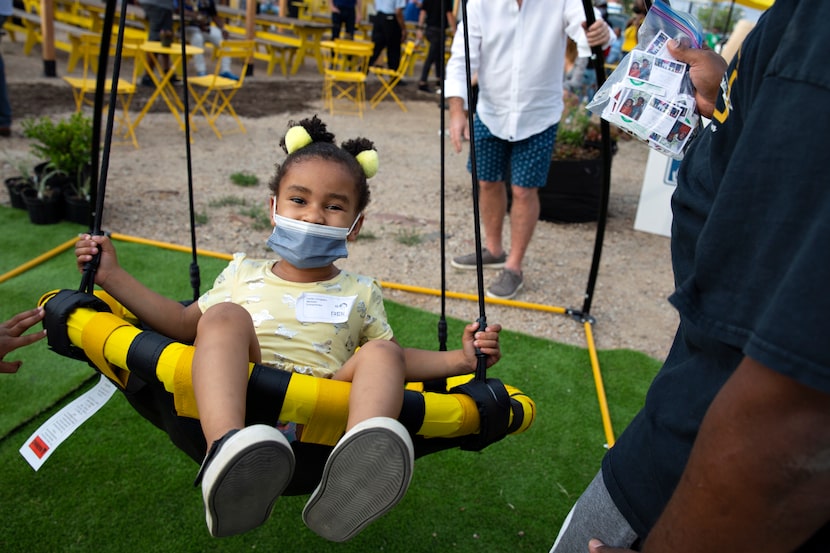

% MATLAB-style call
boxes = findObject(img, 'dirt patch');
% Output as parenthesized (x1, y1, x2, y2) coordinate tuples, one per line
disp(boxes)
(2, 43, 679, 362)
(10, 79, 435, 119)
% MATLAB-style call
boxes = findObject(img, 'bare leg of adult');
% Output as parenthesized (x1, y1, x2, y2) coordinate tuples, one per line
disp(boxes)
(480, 179, 508, 257)
(504, 184, 540, 274)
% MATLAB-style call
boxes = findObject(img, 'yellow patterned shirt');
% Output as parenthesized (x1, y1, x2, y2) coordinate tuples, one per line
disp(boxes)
(197, 253, 394, 378)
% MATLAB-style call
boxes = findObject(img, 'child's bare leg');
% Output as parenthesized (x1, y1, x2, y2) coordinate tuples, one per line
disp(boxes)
(331, 339, 406, 430)
(305, 340, 412, 542)
(192, 302, 261, 446)
(191, 303, 295, 538)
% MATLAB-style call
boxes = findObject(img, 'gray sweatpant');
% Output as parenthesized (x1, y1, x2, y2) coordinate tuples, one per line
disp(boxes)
(550, 470, 639, 552)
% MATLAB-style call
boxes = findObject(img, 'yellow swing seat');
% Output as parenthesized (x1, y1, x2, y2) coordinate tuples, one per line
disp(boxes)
(39, 289, 536, 494)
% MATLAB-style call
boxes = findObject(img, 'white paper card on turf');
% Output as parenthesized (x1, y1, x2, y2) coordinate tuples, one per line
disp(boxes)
(19, 375, 117, 471)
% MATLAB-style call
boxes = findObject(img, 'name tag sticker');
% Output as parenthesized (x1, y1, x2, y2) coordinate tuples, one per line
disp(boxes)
(296, 293, 356, 323)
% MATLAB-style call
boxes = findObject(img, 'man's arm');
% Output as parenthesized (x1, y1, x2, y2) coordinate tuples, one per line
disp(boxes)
(395, 6, 406, 40)
(592, 356, 830, 553)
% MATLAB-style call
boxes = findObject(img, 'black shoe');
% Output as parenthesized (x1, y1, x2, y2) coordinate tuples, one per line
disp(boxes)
(140, 75, 153, 87)
(417, 82, 433, 93)
(0, 127, 10, 137)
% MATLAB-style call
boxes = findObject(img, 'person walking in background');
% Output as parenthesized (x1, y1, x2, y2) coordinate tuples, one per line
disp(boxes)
(1, 307, 47, 374)
(184, 0, 238, 80)
(551, 1, 830, 551)
(415, 0, 456, 94)
(621, 0, 645, 56)
(0, 0, 13, 137)
(139, 0, 176, 85)
(445, 0, 612, 300)
(184, 0, 239, 81)
(368, 0, 406, 71)
(403, 0, 420, 23)
(330, 0, 360, 40)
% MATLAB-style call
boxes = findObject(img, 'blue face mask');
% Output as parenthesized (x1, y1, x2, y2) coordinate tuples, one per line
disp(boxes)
(267, 210, 362, 269)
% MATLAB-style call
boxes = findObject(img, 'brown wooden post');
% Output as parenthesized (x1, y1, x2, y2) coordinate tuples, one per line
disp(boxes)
(245, 0, 256, 75)
(40, 0, 57, 76)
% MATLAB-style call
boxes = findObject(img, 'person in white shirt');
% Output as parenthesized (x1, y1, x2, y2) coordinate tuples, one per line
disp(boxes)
(445, 0, 612, 300)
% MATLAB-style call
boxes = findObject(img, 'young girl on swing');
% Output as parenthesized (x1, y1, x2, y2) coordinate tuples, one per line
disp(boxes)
(74, 115, 503, 542)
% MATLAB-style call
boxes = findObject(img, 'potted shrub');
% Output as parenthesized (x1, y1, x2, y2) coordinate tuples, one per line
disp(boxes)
(507, 91, 616, 223)
(21, 113, 93, 225)
(3, 159, 35, 210)
(19, 167, 64, 224)
(541, 90, 616, 223)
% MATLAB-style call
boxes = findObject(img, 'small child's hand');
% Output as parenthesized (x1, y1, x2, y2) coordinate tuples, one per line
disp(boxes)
(75, 234, 119, 286)
(0, 307, 47, 373)
(462, 321, 503, 370)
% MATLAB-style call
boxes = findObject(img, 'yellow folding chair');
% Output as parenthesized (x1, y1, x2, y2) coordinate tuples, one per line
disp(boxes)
(186, 40, 255, 139)
(321, 39, 373, 118)
(63, 34, 143, 149)
(369, 41, 416, 112)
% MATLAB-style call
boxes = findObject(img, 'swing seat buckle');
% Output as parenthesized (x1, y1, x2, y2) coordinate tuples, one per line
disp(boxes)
(39, 289, 112, 362)
(450, 377, 512, 451)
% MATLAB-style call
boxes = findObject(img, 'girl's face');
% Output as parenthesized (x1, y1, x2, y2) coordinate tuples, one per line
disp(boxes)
(272, 158, 362, 237)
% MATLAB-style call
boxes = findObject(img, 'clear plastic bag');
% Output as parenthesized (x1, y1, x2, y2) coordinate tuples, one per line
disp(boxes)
(586, 0, 704, 159)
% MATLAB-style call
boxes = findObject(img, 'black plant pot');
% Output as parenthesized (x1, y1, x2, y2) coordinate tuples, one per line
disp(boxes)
(4, 176, 33, 210)
(540, 157, 604, 223)
(64, 194, 92, 226)
(506, 157, 606, 223)
(33, 161, 72, 193)
(21, 186, 64, 225)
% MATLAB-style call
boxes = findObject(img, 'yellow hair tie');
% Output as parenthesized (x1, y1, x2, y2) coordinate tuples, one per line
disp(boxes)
(285, 126, 313, 154)
(355, 149, 379, 178)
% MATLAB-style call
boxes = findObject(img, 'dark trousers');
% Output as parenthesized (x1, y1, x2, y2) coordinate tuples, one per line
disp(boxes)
(419, 26, 445, 83)
(369, 13, 402, 70)
(331, 6, 356, 39)
(0, 16, 11, 128)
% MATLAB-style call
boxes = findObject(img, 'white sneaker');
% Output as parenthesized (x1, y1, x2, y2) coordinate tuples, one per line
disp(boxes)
(197, 424, 295, 537)
(302, 417, 414, 542)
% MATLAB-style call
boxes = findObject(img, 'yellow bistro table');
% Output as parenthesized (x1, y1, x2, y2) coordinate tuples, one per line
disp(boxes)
(132, 41, 204, 134)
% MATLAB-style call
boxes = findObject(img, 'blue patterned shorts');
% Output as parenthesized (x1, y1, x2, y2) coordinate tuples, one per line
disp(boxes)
(467, 114, 558, 188)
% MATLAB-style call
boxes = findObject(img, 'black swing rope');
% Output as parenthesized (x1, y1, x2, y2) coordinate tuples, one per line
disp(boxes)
(429, 0, 513, 450)
(81, 0, 202, 303)
(430, 0, 618, 446)
(63, 0, 519, 453)
(455, 0, 490, 383)
(436, 0, 448, 354)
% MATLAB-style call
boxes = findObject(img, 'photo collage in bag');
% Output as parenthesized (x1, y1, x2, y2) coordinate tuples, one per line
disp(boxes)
(601, 30, 699, 158)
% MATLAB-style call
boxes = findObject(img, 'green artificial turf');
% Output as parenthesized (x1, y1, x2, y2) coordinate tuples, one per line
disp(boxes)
(0, 205, 662, 552)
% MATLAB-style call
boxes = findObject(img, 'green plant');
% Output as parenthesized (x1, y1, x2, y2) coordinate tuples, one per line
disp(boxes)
(239, 205, 272, 230)
(553, 90, 606, 161)
(394, 227, 423, 246)
(355, 229, 377, 241)
(230, 171, 259, 187)
(209, 195, 248, 208)
(21, 113, 93, 199)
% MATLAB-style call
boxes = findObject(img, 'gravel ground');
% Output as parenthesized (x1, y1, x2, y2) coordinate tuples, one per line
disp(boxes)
(1, 37, 678, 361)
